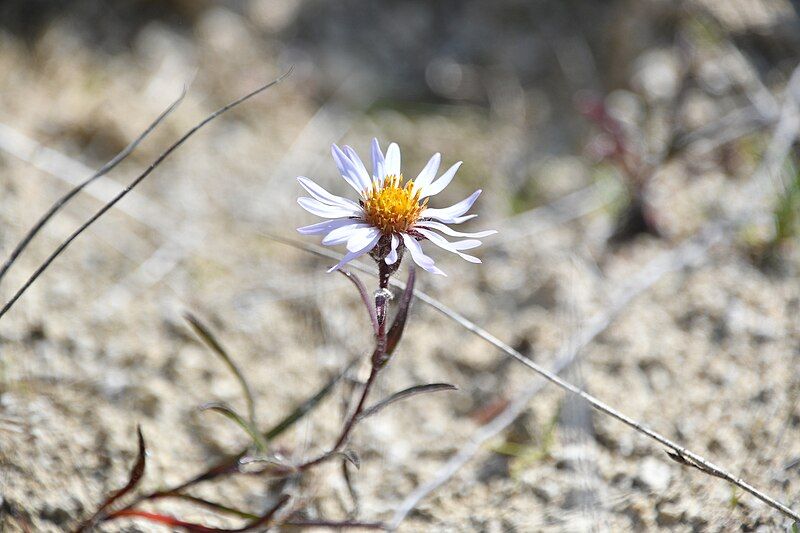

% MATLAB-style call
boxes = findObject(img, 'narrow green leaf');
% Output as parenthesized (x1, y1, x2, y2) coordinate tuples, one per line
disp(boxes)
(185, 312, 257, 427)
(335, 449, 361, 470)
(263, 359, 357, 441)
(358, 383, 457, 421)
(200, 402, 269, 453)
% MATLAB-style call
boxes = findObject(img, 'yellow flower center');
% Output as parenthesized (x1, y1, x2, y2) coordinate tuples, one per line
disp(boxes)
(363, 174, 427, 234)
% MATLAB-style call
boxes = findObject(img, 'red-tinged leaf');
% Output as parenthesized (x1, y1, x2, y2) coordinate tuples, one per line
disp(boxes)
(107, 494, 289, 532)
(74, 426, 147, 532)
(358, 383, 457, 421)
(387, 266, 415, 354)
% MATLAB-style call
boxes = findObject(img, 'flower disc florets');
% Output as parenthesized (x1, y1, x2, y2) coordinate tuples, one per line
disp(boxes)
(297, 138, 496, 276)
(363, 175, 428, 234)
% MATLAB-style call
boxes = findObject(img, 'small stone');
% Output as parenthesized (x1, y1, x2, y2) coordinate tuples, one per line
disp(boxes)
(636, 457, 672, 493)
(39, 503, 71, 525)
(657, 502, 684, 526)
(531, 480, 559, 503)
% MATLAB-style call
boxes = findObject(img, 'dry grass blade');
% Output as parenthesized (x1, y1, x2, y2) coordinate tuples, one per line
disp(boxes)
(0, 87, 186, 285)
(185, 312, 257, 426)
(0, 70, 291, 321)
(358, 383, 458, 421)
(74, 426, 146, 532)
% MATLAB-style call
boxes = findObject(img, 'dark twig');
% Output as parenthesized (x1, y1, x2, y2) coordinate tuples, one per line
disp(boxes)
(298, 261, 412, 471)
(0, 69, 291, 321)
(0, 88, 186, 284)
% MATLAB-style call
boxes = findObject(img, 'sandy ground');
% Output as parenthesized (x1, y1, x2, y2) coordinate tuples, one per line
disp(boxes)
(2, 1, 800, 531)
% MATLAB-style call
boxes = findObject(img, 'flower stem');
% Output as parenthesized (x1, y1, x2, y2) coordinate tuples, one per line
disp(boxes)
(301, 261, 392, 470)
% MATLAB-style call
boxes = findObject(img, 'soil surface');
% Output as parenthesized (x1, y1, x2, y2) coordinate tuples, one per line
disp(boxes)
(2, 1, 800, 531)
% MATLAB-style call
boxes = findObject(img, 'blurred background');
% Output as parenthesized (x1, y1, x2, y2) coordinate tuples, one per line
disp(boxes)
(2, 0, 800, 530)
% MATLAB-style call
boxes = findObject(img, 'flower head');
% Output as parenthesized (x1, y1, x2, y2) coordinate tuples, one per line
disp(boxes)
(297, 139, 495, 275)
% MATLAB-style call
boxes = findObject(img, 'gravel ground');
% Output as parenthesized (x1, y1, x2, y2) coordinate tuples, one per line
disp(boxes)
(2, 2, 800, 531)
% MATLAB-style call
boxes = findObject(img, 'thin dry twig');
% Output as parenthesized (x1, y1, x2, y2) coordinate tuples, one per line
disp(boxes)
(0, 88, 186, 284)
(388, 222, 728, 529)
(389, 66, 800, 528)
(263, 227, 800, 525)
(0, 70, 291, 322)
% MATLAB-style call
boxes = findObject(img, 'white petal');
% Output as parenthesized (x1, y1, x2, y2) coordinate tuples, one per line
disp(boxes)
(450, 214, 478, 224)
(343, 146, 372, 186)
(384, 142, 401, 177)
(298, 197, 360, 219)
(385, 233, 400, 265)
(346, 226, 381, 252)
(297, 176, 361, 210)
(412, 153, 441, 193)
(332, 144, 370, 192)
(414, 220, 497, 238)
(298, 218, 362, 235)
(322, 223, 371, 245)
(402, 233, 446, 276)
(415, 228, 481, 263)
(327, 233, 381, 273)
(371, 138, 385, 179)
(420, 190, 482, 223)
(420, 161, 461, 199)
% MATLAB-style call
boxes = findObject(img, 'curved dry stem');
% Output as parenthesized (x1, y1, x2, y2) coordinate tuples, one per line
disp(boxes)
(0, 87, 186, 285)
(0, 69, 291, 321)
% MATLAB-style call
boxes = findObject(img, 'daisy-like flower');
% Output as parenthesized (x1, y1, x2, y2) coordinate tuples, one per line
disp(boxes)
(297, 139, 495, 275)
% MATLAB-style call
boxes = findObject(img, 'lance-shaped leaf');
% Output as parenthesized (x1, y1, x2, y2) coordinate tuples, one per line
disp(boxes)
(334, 449, 361, 470)
(74, 426, 147, 532)
(358, 383, 458, 421)
(263, 359, 357, 441)
(186, 313, 257, 427)
(200, 402, 269, 453)
(372, 266, 416, 366)
(106, 494, 290, 532)
(149, 494, 260, 521)
(160, 361, 355, 492)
